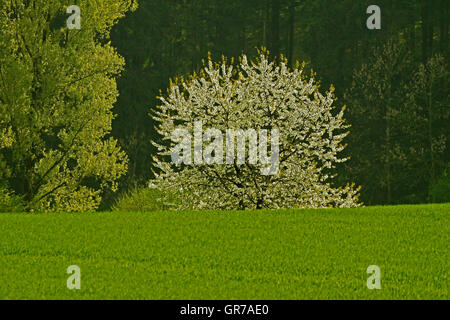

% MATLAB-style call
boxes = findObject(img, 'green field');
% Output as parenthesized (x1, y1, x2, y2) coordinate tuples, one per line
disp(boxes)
(0, 204, 448, 300)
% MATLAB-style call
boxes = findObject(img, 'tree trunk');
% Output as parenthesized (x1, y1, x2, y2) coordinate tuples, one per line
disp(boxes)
(421, 0, 433, 63)
(263, 0, 269, 47)
(191, 0, 198, 70)
(270, 0, 280, 59)
(440, 0, 449, 60)
(428, 81, 436, 193)
(410, 23, 416, 60)
(288, 0, 295, 67)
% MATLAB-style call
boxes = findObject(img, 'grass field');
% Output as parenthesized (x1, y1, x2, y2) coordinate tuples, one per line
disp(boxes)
(0, 204, 448, 300)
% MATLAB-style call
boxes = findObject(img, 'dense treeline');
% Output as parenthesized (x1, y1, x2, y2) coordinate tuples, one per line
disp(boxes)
(0, 1, 448, 211)
(110, 0, 449, 206)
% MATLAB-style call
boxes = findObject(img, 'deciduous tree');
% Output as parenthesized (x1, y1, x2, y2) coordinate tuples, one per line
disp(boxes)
(0, 0, 136, 211)
(151, 51, 361, 210)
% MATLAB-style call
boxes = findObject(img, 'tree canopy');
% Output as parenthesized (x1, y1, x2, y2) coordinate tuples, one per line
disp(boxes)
(0, 0, 137, 211)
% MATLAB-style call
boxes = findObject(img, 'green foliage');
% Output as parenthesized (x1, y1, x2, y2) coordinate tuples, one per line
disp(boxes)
(0, 186, 24, 213)
(112, 186, 180, 212)
(0, 1, 137, 212)
(429, 167, 450, 203)
(0, 204, 448, 299)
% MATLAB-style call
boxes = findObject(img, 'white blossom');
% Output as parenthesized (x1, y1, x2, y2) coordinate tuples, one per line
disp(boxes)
(151, 51, 361, 210)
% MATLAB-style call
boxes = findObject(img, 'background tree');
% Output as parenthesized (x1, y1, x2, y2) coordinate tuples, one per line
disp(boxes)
(0, 0, 136, 211)
(344, 41, 448, 205)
